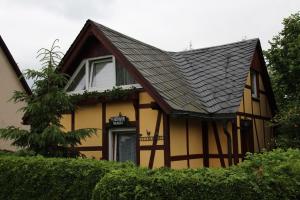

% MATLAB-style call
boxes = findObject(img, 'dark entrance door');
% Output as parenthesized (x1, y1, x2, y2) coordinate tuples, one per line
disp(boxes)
(115, 132, 136, 163)
(240, 120, 254, 157)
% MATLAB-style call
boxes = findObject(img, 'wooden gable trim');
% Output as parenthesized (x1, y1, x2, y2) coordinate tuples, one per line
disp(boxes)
(250, 41, 277, 116)
(59, 20, 173, 114)
(0, 36, 31, 95)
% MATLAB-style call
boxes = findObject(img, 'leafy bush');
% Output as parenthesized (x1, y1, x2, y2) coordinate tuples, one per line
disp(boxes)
(0, 155, 134, 200)
(93, 149, 300, 200)
(0, 149, 299, 200)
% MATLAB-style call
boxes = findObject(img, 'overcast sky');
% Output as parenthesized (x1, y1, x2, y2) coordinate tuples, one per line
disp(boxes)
(0, 0, 299, 72)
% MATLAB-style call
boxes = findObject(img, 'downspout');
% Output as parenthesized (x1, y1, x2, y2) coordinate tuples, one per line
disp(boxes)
(223, 120, 233, 166)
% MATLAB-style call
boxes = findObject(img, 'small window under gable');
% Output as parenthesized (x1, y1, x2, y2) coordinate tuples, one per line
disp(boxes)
(65, 55, 138, 93)
(250, 69, 259, 98)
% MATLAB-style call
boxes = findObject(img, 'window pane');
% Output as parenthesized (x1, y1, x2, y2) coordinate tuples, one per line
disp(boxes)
(90, 60, 114, 89)
(67, 66, 86, 92)
(117, 133, 136, 163)
(116, 63, 136, 86)
(251, 71, 258, 98)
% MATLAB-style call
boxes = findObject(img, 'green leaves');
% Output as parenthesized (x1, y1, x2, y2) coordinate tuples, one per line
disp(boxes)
(0, 40, 95, 157)
(0, 154, 133, 200)
(265, 12, 300, 148)
(93, 149, 300, 200)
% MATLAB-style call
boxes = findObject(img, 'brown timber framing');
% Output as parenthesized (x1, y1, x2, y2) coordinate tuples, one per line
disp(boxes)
(163, 112, 171, 167)
(102, 102, 108, 160)
(185, 119, 190, 168)
(71, 111, 75, 131)
(170, 154, 244, 161)
(202, 121, 209, 167)
(133, 96, 140, 165)
(148, 110, 162, 169)
(250, 83, 261, 152)
(232, 119, 239, 165)
(212, 121, 225, 167)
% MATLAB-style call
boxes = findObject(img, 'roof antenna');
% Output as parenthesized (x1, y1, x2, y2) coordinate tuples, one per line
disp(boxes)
(189, 41, 193, 50)
(242, 36, 248, 41)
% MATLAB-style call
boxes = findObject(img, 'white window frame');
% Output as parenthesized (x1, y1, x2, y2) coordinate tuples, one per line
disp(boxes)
(88, 56, 116, 91)
(108, 127, 136, 162)
(65, 55, 141, 94)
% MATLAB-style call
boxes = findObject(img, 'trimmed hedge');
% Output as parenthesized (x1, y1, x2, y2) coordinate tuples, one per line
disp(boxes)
(93, 149, 300, 200)
(0, 149, 299, 200)
(0, 155, 133, 200)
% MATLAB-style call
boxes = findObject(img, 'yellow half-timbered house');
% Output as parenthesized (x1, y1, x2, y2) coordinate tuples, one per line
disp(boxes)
(59, 20, 276, 169)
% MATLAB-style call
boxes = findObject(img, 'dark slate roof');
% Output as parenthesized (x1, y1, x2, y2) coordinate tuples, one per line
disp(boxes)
(92, 21, 258, 115)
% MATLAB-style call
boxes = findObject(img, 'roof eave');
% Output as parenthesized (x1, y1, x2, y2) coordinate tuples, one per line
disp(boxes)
(170, 110, 236, 120)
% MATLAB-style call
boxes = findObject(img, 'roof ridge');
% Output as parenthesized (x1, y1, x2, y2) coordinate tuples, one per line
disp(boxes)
(172, 38, 259, 54)
(88, 20, 167, 54)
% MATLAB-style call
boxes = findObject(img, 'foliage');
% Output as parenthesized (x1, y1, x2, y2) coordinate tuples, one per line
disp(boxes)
(0, 155, 134, 200)
(93, 149, 300, 200)
(0, 40, 96, 157)
(70, 86, 137, 105)
(265, 12, 300, 148)
(0, 149, 299, 200)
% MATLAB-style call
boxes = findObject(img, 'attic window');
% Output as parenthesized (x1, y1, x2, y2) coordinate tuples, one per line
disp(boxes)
(250, 70, 259, 98)
(65, 56, 138, 93)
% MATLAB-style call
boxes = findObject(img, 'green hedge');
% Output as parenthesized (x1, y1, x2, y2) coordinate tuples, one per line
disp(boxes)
(0, 155, 133, 200)
(0, 149, 299, 200)
(93, 149, 300, 200)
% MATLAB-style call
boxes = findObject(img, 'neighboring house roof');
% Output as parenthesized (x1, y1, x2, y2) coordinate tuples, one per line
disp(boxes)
(0, 36, 31, 94)
(60, 20, 276, 118)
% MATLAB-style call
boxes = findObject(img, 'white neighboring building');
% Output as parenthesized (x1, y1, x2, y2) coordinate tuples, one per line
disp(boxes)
(0, 36, 31, 151)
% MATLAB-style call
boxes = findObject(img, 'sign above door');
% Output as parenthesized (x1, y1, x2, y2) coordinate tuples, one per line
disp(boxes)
(109, 113, 129, 127)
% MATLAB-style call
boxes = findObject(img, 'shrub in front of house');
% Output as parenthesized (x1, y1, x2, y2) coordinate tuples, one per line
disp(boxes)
(93, 149, 300, 200)
(0, 149, 299, 200)
(0, 155, 134, 200)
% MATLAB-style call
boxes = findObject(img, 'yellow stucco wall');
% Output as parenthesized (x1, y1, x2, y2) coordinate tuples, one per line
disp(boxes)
(60, 91, 166, 168)
(139, 91, 164, 168)
(75, 104, 102, 147)
(238, 72, 273, 153)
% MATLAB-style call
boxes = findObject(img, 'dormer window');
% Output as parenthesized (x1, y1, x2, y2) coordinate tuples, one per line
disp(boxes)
(65, 56, 138, 93)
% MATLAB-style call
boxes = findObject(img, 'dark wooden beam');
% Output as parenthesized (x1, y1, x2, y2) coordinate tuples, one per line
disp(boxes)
(186, 119, 190, 168)
(138, 102, 160, 110)
(212, 122, 225, 167)
(202, 121, 209, 167)
(134, 97, 140, 166)
(148, 111, 162, 169)
(71, 111, 75, 131)
(140, 145, 164, 150)
(163, 113, 171, 167)
(102, 103, 108, 160)
(170, 154, 244, 162)
(236, 112, 271, 120)
(232, 120, 239, 165)
(74, 146, 103, 151)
